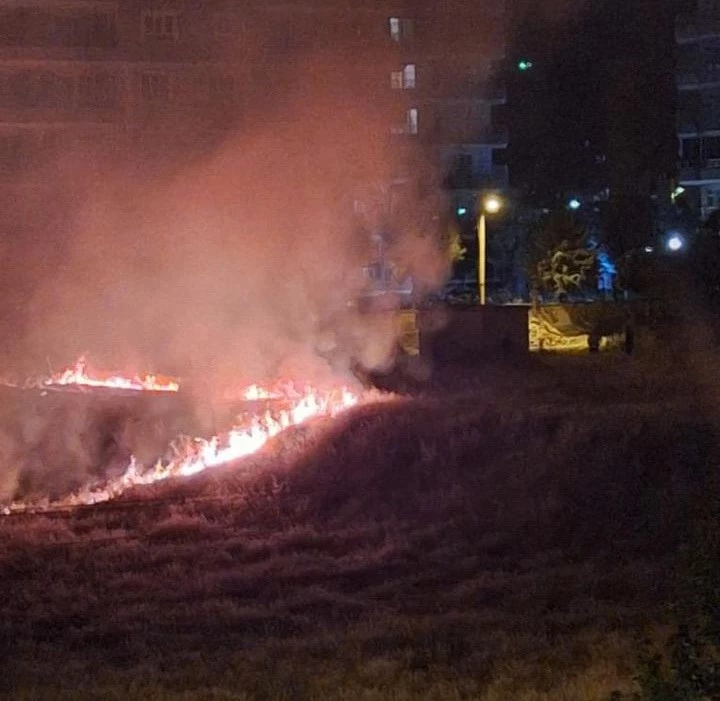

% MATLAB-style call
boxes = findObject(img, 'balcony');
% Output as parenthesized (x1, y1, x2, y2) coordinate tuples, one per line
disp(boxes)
(677, 67, 720, 88)
(676, 16, 720, 43)
(426, 126, 508, 147)
(429, 81, 507, 103)
(680, 159, 720, 183)
(444, 166, 509, 191)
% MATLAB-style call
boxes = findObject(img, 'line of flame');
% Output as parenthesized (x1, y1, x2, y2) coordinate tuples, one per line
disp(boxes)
(43, 357, 180, 393)
(2, 385, 367, 515)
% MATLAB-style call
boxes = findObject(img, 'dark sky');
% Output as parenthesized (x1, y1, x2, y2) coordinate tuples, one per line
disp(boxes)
(508, 0, 681, 248)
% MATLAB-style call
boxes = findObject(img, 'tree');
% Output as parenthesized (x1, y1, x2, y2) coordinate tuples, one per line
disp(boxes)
(528, 210, 597, 300)
(442, 220, 466, 264)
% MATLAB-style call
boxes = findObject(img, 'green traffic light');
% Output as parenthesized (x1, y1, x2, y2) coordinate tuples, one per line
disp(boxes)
(518, 60, 533, 71)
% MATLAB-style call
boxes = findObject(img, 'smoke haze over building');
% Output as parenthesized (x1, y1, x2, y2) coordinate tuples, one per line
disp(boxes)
(0, 1, 511, 386)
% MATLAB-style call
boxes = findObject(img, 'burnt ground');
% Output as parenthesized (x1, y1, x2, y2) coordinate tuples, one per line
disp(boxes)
(0, 343, 719, 700)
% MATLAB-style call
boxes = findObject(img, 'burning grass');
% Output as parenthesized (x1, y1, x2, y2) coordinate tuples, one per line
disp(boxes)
(0, 354, 718, 700)
(1, 367, 380, 513)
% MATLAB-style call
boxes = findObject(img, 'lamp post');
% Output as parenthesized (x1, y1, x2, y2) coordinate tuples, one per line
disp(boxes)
(477, 194, 502, 305)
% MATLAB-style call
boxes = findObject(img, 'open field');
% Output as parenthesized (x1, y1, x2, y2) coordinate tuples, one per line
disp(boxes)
(0, 346, 718, 700)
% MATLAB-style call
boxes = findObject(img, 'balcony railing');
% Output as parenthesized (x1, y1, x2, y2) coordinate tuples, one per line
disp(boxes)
(428, 82, 507, 102)
(680, 160, 720, 182)
(444, 166, 509, 191)
(676, 17, 720, 42)
(426, 126, 508, 146)
(677, 68, 720, 86)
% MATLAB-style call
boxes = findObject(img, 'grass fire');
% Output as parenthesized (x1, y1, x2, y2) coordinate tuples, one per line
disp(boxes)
(0, 2, 717, 698)
(1, 346, 718, 700)
(1, 357, 384, 514)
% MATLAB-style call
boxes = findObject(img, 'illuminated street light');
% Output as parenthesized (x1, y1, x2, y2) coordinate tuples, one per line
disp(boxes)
(666, 234, 684, 252)
(477, 194, 504, 305)
(457, 206, 467, 216)
(568, 198, 581, 211)
(671, 186, 686, 203)
(483, 195, 502, 215)
(518, 60, 534, 71)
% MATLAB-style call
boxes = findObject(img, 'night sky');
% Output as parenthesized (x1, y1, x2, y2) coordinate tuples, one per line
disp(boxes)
(508, 0, 684, 253)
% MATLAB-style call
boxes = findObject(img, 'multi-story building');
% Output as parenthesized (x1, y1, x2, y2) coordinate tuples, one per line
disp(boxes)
(677, 0, 720, 220)
(0, 1, 507, 237)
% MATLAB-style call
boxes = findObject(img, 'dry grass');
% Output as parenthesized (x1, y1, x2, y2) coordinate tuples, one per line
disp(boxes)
(0, 348, 718, 700)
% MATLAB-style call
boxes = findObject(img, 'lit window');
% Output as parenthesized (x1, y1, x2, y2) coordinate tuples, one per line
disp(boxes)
(388, 17, 414, 42)
(141, 10, 179, 40)
(402, 64, 416, 88)
(389, 17, 400, 42)
(391, 66, 416, 89)
(406, 108, 418, 135)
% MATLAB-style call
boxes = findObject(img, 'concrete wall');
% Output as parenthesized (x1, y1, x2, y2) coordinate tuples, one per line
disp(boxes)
(418, 305, 529, 363)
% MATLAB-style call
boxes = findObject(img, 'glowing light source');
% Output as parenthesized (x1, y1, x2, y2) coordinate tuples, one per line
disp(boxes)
(667, 234, 684, 252)
(568, 198, 581, 210)
(671, 186, 686, 202)
(644, 245, 654, 254)
(457, 207, 467, 216)
(518, 60, 534, 71)
(483, 194, 502, 214)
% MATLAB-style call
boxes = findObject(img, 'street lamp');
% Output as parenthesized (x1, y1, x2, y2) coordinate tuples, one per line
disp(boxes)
(477, 194, 503, 305)
(666, 234, 684, 252)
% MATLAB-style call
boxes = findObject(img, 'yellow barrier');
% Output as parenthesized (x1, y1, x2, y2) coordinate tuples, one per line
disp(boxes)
(395, 309, 420, 356)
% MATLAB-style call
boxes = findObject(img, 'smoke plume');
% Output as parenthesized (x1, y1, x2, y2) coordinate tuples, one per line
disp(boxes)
(0, 48, 448, 502)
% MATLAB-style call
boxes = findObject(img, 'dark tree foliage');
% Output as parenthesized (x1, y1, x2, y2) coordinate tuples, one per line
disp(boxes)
(528, 210, 597, 300)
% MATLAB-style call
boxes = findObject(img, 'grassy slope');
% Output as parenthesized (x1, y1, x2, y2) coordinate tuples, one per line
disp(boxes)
(0, 351, 717, 700)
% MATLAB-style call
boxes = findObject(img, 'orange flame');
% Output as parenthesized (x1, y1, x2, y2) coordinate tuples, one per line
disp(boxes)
(44, 356, 180, 393)
(2, 383, 378, 514)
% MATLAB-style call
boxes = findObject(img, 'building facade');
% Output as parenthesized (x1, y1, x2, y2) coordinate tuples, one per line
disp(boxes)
(0, 1, 508, 230)
(677, 0, 720, 220)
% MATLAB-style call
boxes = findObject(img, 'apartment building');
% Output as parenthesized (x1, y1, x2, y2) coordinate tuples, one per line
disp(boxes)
(677, 0, 720, 220)
(0, 1, 507, 220)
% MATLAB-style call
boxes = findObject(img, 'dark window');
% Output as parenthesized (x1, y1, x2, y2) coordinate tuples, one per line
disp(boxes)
(700, 37, 720, 72)
(0, 72, 28, 109)
(68, 12, 117, 47)
(0, 9, 27, 46)
(36, 72, 74, 108)
(141, 73, 170, 102)
(491, 103, 507, 128)
(703, 135, 720, 160)
(209, 72, 235, 105)
(78, 73, 119, 108)
(678, 91, 702, 130)
(0, 71, 73, 109)
(492, 148, 507, 166)
(141, 11, 180, 40)
(0, 10, 117, 48)
(678, 42, 699, 74)
(450, 153, 473, 188)
(682, 137, 700, 164)
(702, 89, 720, 126)
(265, 21, 294, 54)
(0, 133, 31, 173)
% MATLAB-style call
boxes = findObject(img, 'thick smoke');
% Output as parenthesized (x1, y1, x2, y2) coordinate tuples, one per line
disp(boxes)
(9, 56, 447, 390)
(0, 49, 448, 502)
